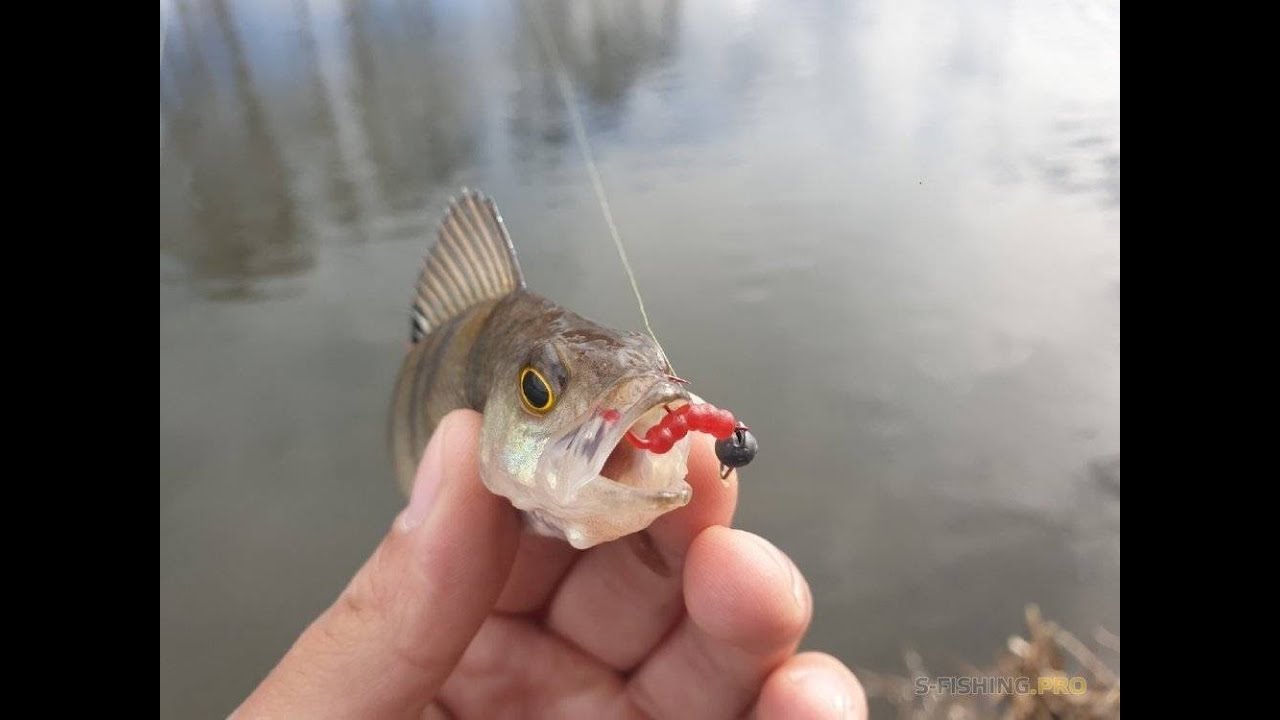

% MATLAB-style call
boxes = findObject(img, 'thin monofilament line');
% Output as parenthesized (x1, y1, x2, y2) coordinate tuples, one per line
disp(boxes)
(526, 1, 670, 368)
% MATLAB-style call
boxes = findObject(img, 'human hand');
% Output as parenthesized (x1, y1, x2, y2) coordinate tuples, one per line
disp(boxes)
(236, 409, 866, 719)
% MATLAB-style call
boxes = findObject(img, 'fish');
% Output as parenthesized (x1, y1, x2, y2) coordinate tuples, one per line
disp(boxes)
(389, 189, 701, 549)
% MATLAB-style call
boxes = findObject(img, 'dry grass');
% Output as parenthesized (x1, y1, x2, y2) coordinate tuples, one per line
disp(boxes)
(858, 606, 1120, 719)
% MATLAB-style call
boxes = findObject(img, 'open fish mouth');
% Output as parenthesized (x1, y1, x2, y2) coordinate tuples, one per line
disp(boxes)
(535, 379, 693, 505)
(599, 399, 691, 489)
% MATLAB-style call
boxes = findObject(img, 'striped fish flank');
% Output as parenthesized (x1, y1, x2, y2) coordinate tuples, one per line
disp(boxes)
(389, 189, 705, 549)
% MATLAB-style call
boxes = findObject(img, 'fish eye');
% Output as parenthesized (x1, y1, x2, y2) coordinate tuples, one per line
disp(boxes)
(519, 366, 556, 414)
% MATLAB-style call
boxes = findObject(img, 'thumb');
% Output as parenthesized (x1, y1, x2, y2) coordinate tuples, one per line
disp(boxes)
(237, 409, 521, 719)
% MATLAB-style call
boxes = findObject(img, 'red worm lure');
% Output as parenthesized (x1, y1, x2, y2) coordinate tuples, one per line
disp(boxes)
(603, 401, 758, 479)
(625, 403, 737, 452)
(619, 402, 759, 479)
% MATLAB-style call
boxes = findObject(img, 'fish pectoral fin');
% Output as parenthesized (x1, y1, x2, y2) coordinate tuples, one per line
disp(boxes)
(410, 189, 526, 342)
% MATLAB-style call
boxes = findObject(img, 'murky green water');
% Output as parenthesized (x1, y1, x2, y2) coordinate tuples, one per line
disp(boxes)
(160, 0, 1119, 716)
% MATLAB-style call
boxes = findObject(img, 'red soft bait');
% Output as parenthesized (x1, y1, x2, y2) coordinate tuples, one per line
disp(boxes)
(624, 402, 739, 454)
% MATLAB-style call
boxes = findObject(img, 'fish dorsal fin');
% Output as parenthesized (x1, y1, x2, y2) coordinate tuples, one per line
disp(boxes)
(410, 189, 526, 342)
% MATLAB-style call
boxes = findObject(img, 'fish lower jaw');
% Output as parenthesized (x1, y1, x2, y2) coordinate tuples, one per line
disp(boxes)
(521, 475, 693, 550)
(496, 435, 693, 549)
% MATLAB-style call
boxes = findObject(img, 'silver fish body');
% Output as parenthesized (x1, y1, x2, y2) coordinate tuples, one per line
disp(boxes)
(390, 191, 694, 548)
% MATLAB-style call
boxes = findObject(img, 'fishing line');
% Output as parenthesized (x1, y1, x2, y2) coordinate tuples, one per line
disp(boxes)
(525, 0, 671, 369)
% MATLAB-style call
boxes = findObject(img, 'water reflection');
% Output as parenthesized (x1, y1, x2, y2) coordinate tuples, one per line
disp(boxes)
(1038, 113, 1121, 206)
(505, 0, 681, 172)
(161, 0, 309, 301)
(341, 0, 477, 212)
(160, 0, 1120, 299)
(159, 0, 485, 299)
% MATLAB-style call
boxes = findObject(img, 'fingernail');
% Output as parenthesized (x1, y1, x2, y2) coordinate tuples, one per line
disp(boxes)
(399, 415, 453, 532)
(789, 669, 854, 720)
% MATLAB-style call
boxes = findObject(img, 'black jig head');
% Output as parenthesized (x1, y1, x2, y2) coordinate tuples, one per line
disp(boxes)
(714, 423, 757, 480)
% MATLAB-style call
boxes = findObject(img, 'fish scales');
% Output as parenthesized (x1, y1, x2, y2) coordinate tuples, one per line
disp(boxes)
(389, 190, 695, 549)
